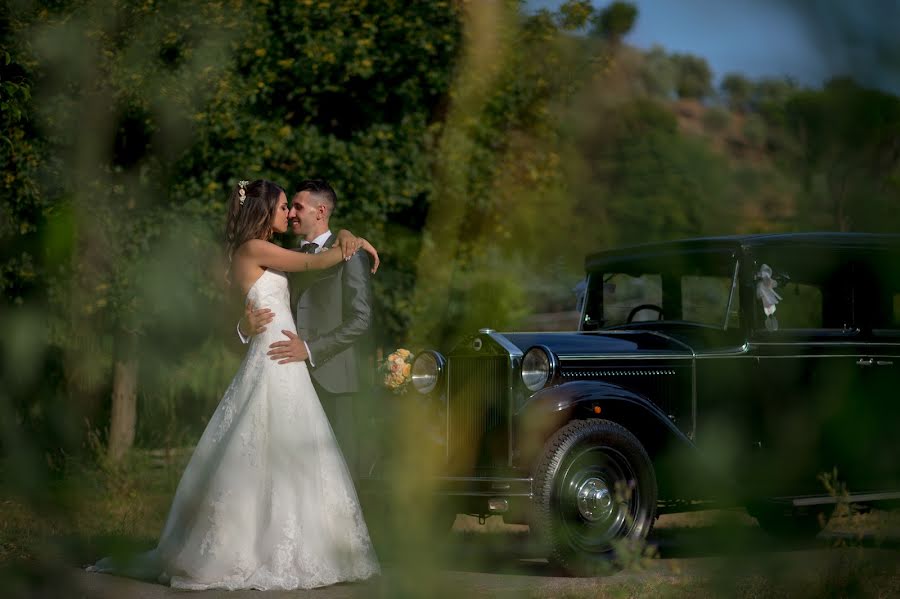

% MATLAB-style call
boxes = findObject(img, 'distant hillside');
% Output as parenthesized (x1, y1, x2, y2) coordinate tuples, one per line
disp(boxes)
(666, 98, 798, 233)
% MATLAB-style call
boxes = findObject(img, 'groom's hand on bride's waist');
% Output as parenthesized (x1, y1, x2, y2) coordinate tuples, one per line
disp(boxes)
(241, 301, 274, 338)
(267, 330, 310, 365)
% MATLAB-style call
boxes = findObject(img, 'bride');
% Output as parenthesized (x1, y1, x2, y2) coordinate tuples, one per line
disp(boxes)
(88, 179, 381, 590)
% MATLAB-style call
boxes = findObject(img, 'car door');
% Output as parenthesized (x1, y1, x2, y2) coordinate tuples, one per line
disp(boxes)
(745, 244, 861, 498)
(849, 247, 900, 492)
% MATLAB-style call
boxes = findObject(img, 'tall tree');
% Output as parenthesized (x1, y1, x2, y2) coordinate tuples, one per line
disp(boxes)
(408, 1, 598, 348)
(557, 0, 595, 31)
(1, 7, 46, 307)
(721, 73, 752, 112)
(14, 0, 247, 461)
(784, 78, 900, 231)
(591, 1, 639, 44)
(638, 45, 677, 98)
(672, 53, 713, 100)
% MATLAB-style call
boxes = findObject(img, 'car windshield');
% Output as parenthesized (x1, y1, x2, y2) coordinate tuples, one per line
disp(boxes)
(581, 249, 740, 331)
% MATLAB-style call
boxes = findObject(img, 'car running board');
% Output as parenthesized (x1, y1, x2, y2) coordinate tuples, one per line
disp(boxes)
(780, 491, 900, 507)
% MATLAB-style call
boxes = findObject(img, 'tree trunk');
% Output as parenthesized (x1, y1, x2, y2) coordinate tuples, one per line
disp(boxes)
(108, 332, 138, 462)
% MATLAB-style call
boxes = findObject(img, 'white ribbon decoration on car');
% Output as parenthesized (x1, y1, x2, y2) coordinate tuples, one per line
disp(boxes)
(756, 264, 782, 331)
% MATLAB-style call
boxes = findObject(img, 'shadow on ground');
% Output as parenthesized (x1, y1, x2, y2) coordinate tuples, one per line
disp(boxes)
(419, 509, 900, 577)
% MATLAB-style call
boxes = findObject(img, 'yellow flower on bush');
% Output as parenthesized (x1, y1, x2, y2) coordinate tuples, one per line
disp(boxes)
(380, 348, 414, 393)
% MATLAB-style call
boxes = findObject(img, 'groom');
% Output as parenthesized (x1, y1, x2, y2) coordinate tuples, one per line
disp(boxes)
(240, 179, 374, 479)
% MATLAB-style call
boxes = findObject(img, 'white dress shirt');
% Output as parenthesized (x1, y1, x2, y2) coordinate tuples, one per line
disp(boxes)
(297, 231, 331, 366)
(300, 230, 333, 253)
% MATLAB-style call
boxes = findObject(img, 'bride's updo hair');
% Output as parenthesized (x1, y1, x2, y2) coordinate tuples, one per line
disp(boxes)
(224, 179, 286, 260)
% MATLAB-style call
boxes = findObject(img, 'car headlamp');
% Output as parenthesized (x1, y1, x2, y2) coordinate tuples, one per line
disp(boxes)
(522, 346, 554, 392)
(411, 351, 445, 394)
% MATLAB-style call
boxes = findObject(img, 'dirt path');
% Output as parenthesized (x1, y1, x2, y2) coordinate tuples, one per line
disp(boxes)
(55, 512, 900, 598)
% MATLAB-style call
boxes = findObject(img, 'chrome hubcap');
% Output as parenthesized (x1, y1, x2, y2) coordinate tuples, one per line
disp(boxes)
(575, 477, 615, 522)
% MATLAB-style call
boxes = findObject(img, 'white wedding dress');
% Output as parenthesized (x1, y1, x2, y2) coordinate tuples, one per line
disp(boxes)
(88, 268, 380, 590)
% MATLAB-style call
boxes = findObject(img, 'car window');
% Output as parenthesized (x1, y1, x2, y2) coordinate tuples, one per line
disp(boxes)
(749, 246, 852, 335)
(764, 282, 823, 328)
(682, 275, 740, 328)
(582, 249, 739, 330)
(856, 249, 900, 337)
(603, 273, 662, 324)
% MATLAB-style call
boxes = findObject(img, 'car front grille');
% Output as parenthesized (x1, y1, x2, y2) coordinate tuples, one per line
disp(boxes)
(447, 355, 509, 469)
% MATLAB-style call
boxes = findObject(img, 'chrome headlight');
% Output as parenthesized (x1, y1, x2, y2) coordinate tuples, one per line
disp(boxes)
(411, 351, 445, 394)
(522, 346, 554, 392)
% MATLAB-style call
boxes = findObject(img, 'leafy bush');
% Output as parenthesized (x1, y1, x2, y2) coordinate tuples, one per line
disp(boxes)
(742, 113, 767, 149)
(703, 106, 731, 133)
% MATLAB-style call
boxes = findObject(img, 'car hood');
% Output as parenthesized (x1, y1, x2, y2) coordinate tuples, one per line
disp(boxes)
(498, 330, 694, 357)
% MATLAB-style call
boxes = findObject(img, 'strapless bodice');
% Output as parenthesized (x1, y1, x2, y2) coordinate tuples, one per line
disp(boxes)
(246, 268, 290, 309)
(245, 269, 296, 344)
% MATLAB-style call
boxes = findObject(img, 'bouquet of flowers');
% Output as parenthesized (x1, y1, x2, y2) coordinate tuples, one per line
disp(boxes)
(380, 348, 413, 394)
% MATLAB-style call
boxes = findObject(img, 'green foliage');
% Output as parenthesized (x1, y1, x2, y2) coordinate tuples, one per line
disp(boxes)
(4, 4, 900, 592)
(591, 1, 639, 43)
(569, 96, 734, 250)
(753, 76, 799, 110)
(702, 105, 731, 133)
(747, 77, 799, 137)
(720, 72, 751, 112)
(408, 3, 597, 348)
(170, 1, 464, 354)
(137, 336, 241, 448)
(2, 0, 464, 452)
(557, 0, 595, 31)
(6, 0, 605, 445)
(783, 77, 900, 231)
(742, 113, 767, 149)
(637, 45, 677, 99)
(611, 132, 732, 244)
(5, 0, 900, 460)
(671, 52, 713, 100)
(0, 16, 46, 307)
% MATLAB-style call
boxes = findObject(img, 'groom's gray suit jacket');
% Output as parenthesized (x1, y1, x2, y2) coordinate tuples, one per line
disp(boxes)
(291, 234, 374, 394)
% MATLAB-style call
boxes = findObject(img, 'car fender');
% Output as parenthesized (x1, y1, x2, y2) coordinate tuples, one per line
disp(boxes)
(515, 380, 696, 471)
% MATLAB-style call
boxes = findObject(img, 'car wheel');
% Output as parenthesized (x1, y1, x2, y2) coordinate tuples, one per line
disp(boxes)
(532, 419, 657, 575)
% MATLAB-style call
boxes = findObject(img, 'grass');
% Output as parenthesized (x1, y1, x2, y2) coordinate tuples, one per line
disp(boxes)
(1, 453, 899, 598)
(0, 449, 191, 572)
(448, 509, 900, 598)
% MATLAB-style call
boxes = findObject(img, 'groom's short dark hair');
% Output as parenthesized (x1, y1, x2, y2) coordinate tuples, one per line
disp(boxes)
(297, 179, 337, 217)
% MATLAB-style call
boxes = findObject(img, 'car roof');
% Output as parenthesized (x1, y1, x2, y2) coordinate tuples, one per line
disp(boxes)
(585, 232, 900, 271)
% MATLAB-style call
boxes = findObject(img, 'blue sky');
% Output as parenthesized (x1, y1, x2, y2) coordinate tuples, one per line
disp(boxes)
(528, 0, 900, 93)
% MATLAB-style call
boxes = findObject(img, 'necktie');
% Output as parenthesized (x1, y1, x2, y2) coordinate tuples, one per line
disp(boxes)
(300, 242, 319, 254)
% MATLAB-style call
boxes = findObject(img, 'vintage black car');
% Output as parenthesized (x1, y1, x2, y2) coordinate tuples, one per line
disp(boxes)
(409, 233, 900, 574)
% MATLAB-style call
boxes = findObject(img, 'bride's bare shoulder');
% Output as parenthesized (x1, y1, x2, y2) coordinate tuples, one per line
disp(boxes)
(234, 239, 273, 257)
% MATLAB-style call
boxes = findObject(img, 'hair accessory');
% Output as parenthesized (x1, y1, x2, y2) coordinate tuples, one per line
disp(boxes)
(238, 180, 249, 206)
